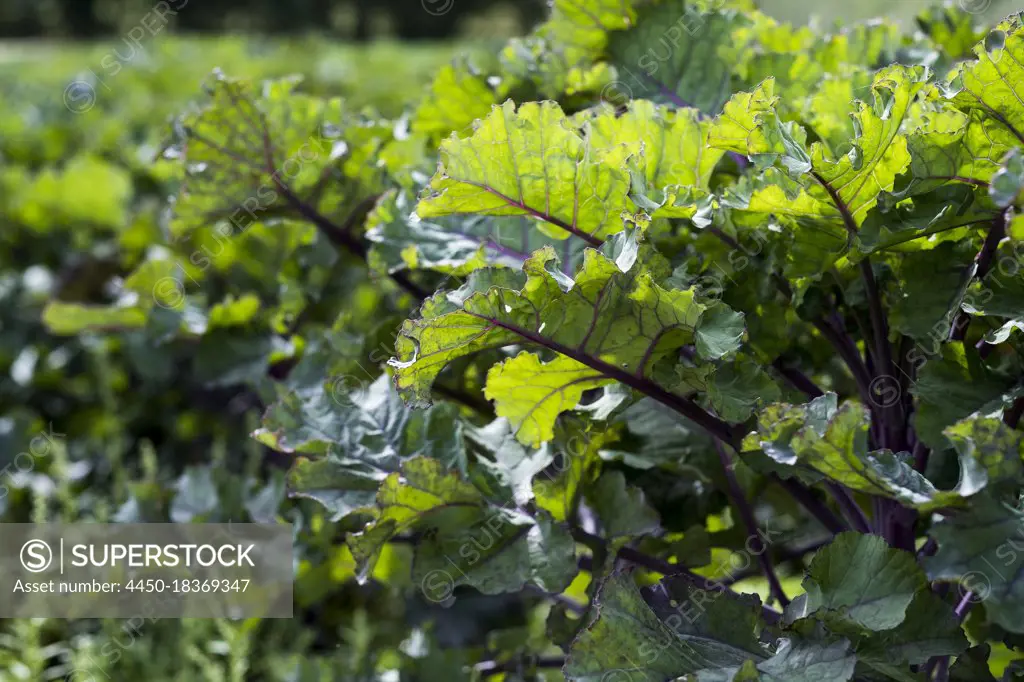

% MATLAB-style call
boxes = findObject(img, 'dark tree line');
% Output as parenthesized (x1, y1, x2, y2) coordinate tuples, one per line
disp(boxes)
(0, 0, 547, 39)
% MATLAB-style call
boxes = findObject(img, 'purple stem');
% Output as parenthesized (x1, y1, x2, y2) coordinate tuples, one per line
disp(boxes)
(830, 483, 872, 534)
(715, 442, 790, 607)
(951, 210, 1007, 343)
(955, 592, 973, 620)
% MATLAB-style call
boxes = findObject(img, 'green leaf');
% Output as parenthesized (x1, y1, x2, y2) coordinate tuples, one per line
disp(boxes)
(586, 471, 660, 539)
(792, 532, 926, 631)
(1011, 213, 1024, 241)
(530, 0, 636, 77)
(900, 108, 1015, 199)
(464, 417, 555, 506)
(990, 148, 1024, 208)
(815, 20, 901, 74)
(712, 65, 929, 275)
(485, 353, 609, 448)
(742, 392, 837, 467)
(599, 398, 716, 471)
(696, 304, 747, 361)
(607, 3, 751, 113)
(565, 572, 768, 681)
(208, 293, 261, 328)
(348, 456, 577, 593)
(583, 100, 723, 191)
(533, 417, 608, 522)
(499, 0, 635, 100)
(746, 399, 964, 511)
(944, 414, 1024, 494)
(122, 257, 189, 310)
(858, 186, 995, 255)
(255, 375, 467, 519)
(42, 302, 147, 335)
(939, 20, 1024, 150)
(890, 243, 975, 343)
(283, 457, 378, 522)
(499, 39, 612, 102)
(801, 69, 875, 153)
(366, 189, 583, 276)
(708, 79, 802, 162)
(916, 4, 986, 60)
(925, 497, 1024, 634)
(695, 639, 857, 682)
(705, 355, 781, 423)
(417, 100, 635, 245)
(949, 645, 999, 681)
(911, 344, 1020, 451)
(675, 353, 781, 424)
(412, 507, 577, 597)
(580, 99, 724, 220)
(12, 155, 132, 232)
(257, 374, 455, 458)
(171, 74, 380, 238)
(192, 333, 292, 387)
(392, 247, 737, 446)
(964, 240, 1024, 327)
(412, 62, 497, 141)
(857, 589, 969, 671)
(171, 466, 219, 523)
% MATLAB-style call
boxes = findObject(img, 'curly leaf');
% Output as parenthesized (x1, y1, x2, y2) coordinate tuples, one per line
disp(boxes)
(900, 108, 1015, 199)
(713, 65, 929, 275)
(530, 0, 637, 76)
(392, 247, 741, 446)
(939, 19, 1024, 149)
(255, 375, 467, 519)
(417, 100, 636, 245)
(485, 353, 609, 448)
(580, 99, 725, 220)
(412, 62, 497, 142)
(348, 456, 577, 594)
(366, 189, 585, 276)
(745, 398, 968, 511)
(171, 74, 381, 238)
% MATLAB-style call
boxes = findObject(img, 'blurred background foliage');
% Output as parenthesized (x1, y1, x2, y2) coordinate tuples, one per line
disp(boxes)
(0, 0, 1020, 40)
(0, 0, 544, 40)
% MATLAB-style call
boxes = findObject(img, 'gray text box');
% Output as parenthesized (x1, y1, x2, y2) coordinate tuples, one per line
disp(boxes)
(1, 524, 293, 618)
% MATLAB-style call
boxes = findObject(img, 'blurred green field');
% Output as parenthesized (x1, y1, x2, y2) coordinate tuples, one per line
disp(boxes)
(1, 0, 1018, 167)
(0, 36, 470, 117)
(0, 29, 488, 679)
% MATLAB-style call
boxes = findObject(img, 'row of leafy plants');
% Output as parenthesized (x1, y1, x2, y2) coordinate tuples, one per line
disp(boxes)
(0, 37, 467, 680)
(8, 0, 1024, 679)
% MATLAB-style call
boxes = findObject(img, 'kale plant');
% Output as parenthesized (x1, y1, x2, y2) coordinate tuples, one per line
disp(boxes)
(43, 1, 1024, 679)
